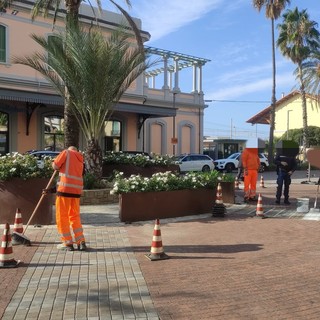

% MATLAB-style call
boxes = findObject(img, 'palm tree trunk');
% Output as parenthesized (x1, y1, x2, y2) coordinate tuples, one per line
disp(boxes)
(298, 64, 308, 160)
(84, 139, 103, 180)
(63, 0, 81, 149)
(268, 17, 276, 163)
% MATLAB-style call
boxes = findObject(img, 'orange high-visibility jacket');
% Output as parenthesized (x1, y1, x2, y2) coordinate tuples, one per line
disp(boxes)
(242, 148, 260, 171)
(54, 149, 84, 196)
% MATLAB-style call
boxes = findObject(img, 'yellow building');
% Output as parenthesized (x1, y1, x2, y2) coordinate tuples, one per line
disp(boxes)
(0, 1, 209, 156)
(246, 90, 320, 138)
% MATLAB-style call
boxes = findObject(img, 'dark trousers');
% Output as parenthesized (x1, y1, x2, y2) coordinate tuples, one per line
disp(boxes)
(276, 171, 291, 201)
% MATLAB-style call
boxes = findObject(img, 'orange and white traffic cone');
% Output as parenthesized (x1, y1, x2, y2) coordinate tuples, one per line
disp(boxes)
(260, 175, 266, 188)
(145, 219, 169, 261)
(255, 194, 265, 218)
(212, 183, 226, 217)
(0, 223, 21, 268)
(234, 177, 240, 190)
(13, 208, 23, 234)
(12, 208, 31, 246)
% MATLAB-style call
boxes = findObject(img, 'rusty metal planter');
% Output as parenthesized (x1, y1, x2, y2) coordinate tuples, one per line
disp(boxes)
(119, 182, 234, 222)
(0, 178, 54, 225)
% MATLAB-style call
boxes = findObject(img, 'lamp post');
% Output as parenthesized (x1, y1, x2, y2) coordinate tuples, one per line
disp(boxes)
(287, 110, 292, 139)
(172, 91, 178, 156)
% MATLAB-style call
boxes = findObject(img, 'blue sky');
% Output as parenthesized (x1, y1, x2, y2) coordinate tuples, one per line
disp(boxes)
(104, 0, 320, 140)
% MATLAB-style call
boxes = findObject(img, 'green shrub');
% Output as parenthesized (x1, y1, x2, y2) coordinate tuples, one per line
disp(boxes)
(0, 153, 54, 181)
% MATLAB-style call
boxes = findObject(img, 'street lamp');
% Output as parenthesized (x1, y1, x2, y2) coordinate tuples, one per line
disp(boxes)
(172, 91, 178, 156)
(287, 110, 293, 139)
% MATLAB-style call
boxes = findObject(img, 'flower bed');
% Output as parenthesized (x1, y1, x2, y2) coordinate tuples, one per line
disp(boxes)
(111, 170, 235, 222)
(119, 182, 234, 222)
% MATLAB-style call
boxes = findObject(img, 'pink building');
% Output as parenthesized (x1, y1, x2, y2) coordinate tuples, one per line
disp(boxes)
(0, 1, 210, 156)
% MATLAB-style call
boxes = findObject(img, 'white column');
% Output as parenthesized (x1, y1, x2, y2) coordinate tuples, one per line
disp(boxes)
(192, 63, 198, 93)
(162, 55, 169, 89)
(198, 63, 203, 94)
(169, 70, 173, 90)
(173, 58, 180, 92)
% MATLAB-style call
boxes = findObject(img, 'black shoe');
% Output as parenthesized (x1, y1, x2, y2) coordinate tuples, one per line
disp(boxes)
(249, 197, 257, 201)
(275, 200, 280, 205)
(284, 200, 291, 205)
(78, 241, 87, 251)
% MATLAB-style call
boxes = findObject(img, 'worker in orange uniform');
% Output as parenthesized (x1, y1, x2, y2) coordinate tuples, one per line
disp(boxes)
(52, 146, 87, 251)
(242, 147, 260, 202)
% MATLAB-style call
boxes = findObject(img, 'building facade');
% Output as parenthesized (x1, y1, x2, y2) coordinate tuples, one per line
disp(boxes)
(246, 90, 320, 138)
(0, 0, 209, 156)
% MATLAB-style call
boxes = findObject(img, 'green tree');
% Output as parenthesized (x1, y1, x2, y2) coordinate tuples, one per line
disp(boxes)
(277, 7, 320, 159)
(252, 0, 291, 163)
(1, 0, 143, 149)
(14, 26, 150, 178)
(301, 50, 320, 97)
(279, 126, 320, 147)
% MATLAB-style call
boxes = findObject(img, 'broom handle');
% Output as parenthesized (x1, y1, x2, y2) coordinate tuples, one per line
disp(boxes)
(23, 170, 58, 233)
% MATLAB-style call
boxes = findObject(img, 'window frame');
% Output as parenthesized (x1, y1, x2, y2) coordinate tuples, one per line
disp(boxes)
(0, 24, 8, 63)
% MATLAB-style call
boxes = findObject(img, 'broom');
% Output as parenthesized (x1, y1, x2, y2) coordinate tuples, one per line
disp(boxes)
(12, 170, 58, 246)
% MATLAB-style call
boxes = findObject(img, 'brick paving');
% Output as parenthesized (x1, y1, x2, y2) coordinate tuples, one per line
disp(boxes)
(1, 170, 320, 319)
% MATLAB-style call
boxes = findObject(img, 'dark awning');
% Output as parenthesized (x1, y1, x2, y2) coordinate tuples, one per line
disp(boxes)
(0, 89, 177, 117)
(0, 88, 64, 106)
(116, 102, 177, 117)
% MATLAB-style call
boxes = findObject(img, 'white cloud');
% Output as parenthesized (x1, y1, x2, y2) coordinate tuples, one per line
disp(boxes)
(206, 71, 296, 100)
(130, 0, 223, 42)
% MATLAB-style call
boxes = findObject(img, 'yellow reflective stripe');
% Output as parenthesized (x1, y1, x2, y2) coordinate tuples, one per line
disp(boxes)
(59, 172, 82, 181)
(58, 181, 83, 190)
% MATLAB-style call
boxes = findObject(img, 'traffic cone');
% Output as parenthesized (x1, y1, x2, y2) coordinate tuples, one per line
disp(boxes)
(0, 223, 21, 268)
(260, 175, 266, 188)
(235, 177, 240, 190)
(145, 219, 169, 261)
(255, 194, 265, 218)
(13, 208, 23, 234)
(12, 208, 31, 246)
(212, 183, 226, 217)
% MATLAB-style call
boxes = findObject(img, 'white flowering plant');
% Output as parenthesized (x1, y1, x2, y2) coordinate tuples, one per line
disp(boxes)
(110, 170, 234, 195)
(0, 153, 54, 181)
(103, 151, 175, 167)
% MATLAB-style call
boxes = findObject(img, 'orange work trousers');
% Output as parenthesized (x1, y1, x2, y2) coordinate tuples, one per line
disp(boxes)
(244, 169, 258, 199)
(55, 196, 85, 245)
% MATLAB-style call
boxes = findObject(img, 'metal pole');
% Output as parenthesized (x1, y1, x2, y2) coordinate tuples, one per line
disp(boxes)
(173, 92, 176, 156)
(287, 110, 292, 140)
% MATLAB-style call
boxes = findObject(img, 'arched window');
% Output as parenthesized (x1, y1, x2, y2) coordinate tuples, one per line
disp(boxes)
(43, 115, 64, 151)
(0, 24, 7, 63)
(0, 112, 9, 155)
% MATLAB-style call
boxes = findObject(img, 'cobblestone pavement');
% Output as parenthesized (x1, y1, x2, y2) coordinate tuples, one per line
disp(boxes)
(1, 170, 320, 319)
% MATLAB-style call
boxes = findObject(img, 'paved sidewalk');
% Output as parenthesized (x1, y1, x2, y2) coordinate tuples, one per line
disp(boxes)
(1, 170, 320, 319)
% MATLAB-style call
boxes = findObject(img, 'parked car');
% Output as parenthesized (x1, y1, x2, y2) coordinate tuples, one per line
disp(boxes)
(26, 150, 60, 168)
(26, 150, 60, 159)
(214, 152, 269, 173)
(175, 154, 215, 173)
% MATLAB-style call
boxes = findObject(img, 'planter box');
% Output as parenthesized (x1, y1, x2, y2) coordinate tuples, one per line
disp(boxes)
(0, 178, 54, 225)
(119, 182, 234, 222)
(102, 164, 179, 178)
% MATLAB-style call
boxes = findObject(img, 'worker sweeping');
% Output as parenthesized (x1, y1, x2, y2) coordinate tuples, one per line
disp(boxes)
(242, 142, 261, 203)
(43, 146, 87, 251)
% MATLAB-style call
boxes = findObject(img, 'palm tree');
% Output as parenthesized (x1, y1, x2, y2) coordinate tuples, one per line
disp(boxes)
(14, 26, 150, 178)
(301, 50, 320, 97)
(252, 0, 291, 163)
(30, 0, 144, 149)
(277, 7, 320, 158)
